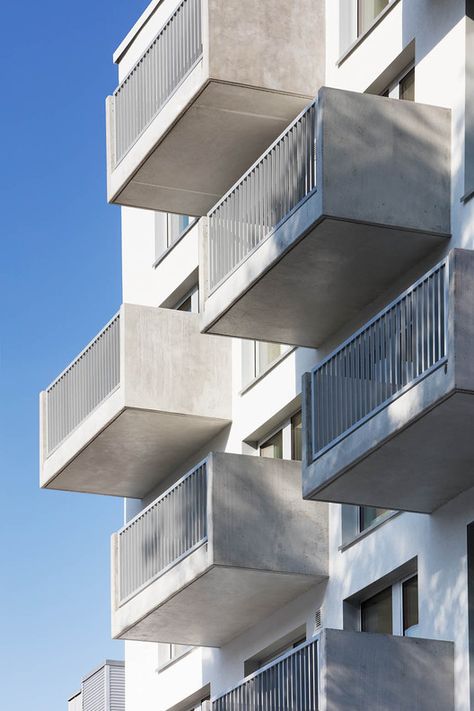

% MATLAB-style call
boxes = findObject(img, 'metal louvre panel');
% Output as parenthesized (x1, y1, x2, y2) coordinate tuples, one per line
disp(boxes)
(118, 461, 208, 602)
(82, 667, 106, 711)
(213, 639, 318, 711)
(45, 312, 120, 454)
(208, 102, 317, 291)
(113, 0, 203, 165)
(311, 261, 448, 459)
(109, 664, 125, 711)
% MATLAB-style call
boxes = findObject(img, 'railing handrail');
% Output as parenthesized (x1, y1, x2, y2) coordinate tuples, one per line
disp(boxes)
(309, 257, 448, 379)
(207, 99, 317, 219)
(112, 0, 200, 97)
(118, 456, 209, 535)
(45, 310, 121, 393)
(211, 636, 319, 703)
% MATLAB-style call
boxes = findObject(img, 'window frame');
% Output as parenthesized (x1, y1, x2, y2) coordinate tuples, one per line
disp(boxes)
(358, 573, 419, 636)
(257, 409, 303, 462)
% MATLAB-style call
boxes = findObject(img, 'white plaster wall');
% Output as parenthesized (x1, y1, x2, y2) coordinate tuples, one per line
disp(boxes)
(119, 0, 473, 709)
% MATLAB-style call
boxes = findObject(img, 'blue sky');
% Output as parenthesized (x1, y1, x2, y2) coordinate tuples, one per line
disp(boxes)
(0, 1, 151, 708)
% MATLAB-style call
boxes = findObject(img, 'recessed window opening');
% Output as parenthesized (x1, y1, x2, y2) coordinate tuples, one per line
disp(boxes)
(172, 283, 199, 313)
(257, 410, 302, 462)
(357, 573, 419, 636)
(242, 341, 292, 387)
(381, 64, 415, 100)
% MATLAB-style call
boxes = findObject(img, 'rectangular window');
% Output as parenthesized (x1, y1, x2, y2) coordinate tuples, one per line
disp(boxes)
(260, 430, 283, 459)
(361, 586, 393, 634)
(359, 506, 389, 532)
(399, 67, 415, 101)
(241, 341, 291, 387)
(157, 643, 191, 670)
(172, 284, 199, 313)
(402, 575, 419, 635)
(154, 213, 194, 262)
(291, 411, 302, 461)
(358, 0, 389, 36)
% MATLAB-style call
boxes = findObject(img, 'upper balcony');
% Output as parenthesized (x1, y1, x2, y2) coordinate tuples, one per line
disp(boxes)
(303, 250, 474, 513)
(211, 630, 453, 711)
(200, 87, 451, 348)
(106, 0, 324, 216)
(40, 305, 231, 497)
(111, 453, 328, 647)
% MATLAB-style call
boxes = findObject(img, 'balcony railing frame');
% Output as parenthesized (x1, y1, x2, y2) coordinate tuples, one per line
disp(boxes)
(211, 636, 319, 711)
(309, 258, 449, 462)
(117, 458, 208, 606)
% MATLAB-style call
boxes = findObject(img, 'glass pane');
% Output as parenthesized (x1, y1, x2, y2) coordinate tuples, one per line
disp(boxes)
(291, 411, 303, 461)
(260, 430, 283, 459)
(167, 214, 192, 246)
(358, 0, 389, 35)
(403, 575, 419, 634)
(359, 506, 389, 532)
(361, 586, 393, 634)
(177, 295, 192, 312)
(256, 342, 285, 377)
(400, 68, 415, 101)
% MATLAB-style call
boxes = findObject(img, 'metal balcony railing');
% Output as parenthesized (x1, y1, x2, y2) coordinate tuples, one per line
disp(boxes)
(310, 260, 448, 459)
(45, 313, 121, 454)
(112, 0, 203, 165)
(212, 638, 318, 711)
(118, 461, 207, 602)
(208, 101, 317, 291)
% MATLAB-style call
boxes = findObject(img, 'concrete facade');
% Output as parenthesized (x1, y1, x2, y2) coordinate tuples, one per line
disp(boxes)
(43, 1, 474, 711)
(107, 0, 325, 215)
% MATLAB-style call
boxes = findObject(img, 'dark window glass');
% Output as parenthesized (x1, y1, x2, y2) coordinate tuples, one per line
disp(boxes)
(403, 575, 419, 634)
(361, 586, 393, 634)
(359, 506, 389, 532)
(260, 430, 283, 459)
(177, 295, 192, 312)
(291, 411, 302, 461)
(400, 68, 415, 101)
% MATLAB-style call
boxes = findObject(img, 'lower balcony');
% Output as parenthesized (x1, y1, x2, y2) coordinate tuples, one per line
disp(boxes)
(40, 305, 231, 497)
(201, 86, 450, 347)
(303, 249, 474, 513)
(111, 453, 328, 647)
(211, 630, 453, 711)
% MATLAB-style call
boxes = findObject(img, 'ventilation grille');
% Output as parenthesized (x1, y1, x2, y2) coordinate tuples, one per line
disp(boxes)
(314, 608, 323, 632)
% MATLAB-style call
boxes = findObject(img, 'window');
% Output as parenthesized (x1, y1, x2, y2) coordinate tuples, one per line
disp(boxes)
(358, 0, 389, 36)
(154, 212, 195, 262)
(402, 575, 419, 635)
(381, 65, 415, 101)
(242, 341, 292, 387)
(157, 643, 191, 670)
(359, 506, 390, 532)
(361, 586, 393, 634)
(172, 283, 199, 313)
(258, 410, 302, 461)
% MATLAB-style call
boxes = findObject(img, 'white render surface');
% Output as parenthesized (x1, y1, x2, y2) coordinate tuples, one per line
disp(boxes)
(40, 305, 231, 497)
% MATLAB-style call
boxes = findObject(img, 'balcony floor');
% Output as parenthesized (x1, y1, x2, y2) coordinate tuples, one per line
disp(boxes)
(304, 386, 474, 513)
(202, 192, 448, 348)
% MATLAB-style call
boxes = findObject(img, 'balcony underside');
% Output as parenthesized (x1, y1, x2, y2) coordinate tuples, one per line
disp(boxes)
(43, 406, 229, 498)
(304, 385, 474, 514)
(109, 80, 310, 216)
(202, 196, 448, 348)
(115, 551, 321, 647)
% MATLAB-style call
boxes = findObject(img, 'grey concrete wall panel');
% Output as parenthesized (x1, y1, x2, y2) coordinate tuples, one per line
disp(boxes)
(40, 305, 231, 497)
(201, 87, 451, 348)
(110, 453, 328, 647)
(107, 0, 325, 215)
(303, 249, 474, 513)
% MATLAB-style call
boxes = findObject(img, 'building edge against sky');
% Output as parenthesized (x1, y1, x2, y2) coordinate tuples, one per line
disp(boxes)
(48, 0, 474, 709)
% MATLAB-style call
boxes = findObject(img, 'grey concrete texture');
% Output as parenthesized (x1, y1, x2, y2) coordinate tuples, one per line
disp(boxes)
(111, 453, 328, 646)
(108, 0, 325, 215)
(201, 86, 451, 347)
(319, 628, 454, 711)
(303, 248, 474, 513)
(41, 305, 231, 498)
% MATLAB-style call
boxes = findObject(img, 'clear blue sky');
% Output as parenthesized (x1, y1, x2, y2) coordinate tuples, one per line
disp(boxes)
(0, 2, 150, 708)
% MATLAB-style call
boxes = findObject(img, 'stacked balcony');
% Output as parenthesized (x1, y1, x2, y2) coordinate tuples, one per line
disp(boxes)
(111, 453, 328, 647)
(40, 305, 231, 497)
(107, 0, 325, 215)
(211, 630, 453, 711)
(200, 87, 451, 347)
(303, 249, 474, 513)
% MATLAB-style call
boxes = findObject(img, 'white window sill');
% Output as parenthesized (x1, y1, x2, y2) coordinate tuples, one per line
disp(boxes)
(337, 0, 402, 67)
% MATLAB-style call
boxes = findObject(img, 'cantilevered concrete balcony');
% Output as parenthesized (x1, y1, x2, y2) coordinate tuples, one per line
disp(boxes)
(111, 453, 328, 646)
(303, 249, 474, 513)
(211, 630, 453, 711)
(200, 87, 451, 347)
(106, 0, 324, 215)
(40, 306, 231, 497)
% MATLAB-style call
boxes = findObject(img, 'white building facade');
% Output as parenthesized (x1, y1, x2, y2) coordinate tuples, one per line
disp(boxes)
(43, 1, 474, 710)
